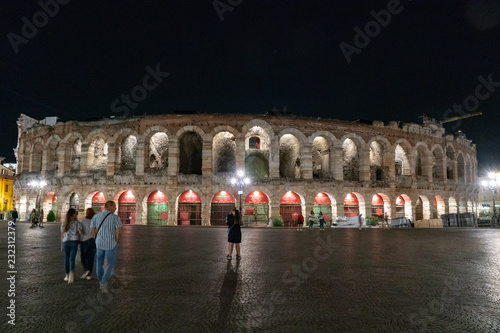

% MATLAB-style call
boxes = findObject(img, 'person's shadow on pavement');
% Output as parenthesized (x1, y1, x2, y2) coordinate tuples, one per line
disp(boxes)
(214, 260, 239, 331)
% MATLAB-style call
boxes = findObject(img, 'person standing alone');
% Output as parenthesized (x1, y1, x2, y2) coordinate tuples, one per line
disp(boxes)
(11, 208, 18, 227)
(91, 201, 122, 293)
(227, 209, 242, 260)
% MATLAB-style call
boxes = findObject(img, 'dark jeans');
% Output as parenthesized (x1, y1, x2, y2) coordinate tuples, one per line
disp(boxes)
(80, 238, 96, 274)
(63, 241, 79, 274)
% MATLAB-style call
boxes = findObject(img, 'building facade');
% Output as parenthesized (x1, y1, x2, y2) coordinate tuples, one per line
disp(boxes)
(14, 113, 479, 225)
(0, 162, 15, 217)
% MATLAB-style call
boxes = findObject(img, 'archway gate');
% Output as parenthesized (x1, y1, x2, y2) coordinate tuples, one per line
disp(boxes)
(244, 190, 269, 225)
(92, 192, 106, 213)
(313, 193, 331, 222)
(280, 191, 302, 227)
(118, 191, 136, 225)
(147, 191, 168, 225)
(210, 191, 235, 226)
(178, 191, 202, 225)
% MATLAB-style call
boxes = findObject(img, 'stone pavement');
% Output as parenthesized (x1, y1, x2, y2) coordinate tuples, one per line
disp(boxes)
(1, 222, 500, 332)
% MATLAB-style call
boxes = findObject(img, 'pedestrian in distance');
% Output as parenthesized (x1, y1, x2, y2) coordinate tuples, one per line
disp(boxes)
(297, 212, 304, 231)
(227, 209, 242, 260)
(80, 208, 97, 280)
(61, 208, 82, 284)
(358, 214, 363, 230)
(11, 208, 18, 227)
(383, 212, 390, 230)
(308, 210, 315, 229)
(30, 209, 39, 228)
(91, 201, 122, 293)
(319, 211, 325, 231)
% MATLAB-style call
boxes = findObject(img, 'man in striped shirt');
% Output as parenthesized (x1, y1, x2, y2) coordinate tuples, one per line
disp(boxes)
(91, 200, 122, 293)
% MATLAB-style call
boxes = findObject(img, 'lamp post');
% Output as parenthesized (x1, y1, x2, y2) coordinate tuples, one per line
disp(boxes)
(481, 172, 498, 222)
(231, 170, 250, 212)
(29, 179, 47, 212)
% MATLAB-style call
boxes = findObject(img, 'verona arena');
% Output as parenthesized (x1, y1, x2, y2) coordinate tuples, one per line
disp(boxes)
(14, 113, 479, 227)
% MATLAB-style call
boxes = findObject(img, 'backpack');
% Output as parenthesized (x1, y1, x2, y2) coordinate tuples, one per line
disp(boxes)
(299, 215, 304, 223)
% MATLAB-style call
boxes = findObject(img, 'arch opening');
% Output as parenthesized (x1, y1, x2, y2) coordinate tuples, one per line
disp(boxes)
(343, 139, 359, 181)
(147, 191, 169, 225)
(213, 132, 236, 174)
(148, 132, 169, 170)
(210, 191, 235, 225)
(312, 137, 331, 179)
(279, 134, 300, 178)
(118, 190, 136, 224)
(177, 190, 202, 225)
(244, 190, 270, 225)
(179, 132, 202, 175)
(280, 191, 302, 226)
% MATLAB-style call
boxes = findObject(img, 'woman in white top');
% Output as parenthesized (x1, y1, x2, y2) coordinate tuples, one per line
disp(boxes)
(308, 211, 315, 229)
(61, 208, 82, 284)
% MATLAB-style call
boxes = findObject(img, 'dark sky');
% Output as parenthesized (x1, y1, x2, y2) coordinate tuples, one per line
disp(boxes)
(1, 0, 500, 173)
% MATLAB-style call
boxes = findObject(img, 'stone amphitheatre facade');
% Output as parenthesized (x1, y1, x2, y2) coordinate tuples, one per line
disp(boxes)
(14, 113, 479, 226)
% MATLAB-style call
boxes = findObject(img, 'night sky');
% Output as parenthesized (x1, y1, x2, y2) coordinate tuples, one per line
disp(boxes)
(1, 0, 500, 173)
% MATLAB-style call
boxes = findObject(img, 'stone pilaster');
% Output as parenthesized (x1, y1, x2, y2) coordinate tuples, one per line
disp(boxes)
(79, 144, 88, 177)
(359, 147, 370, 181)
(202, 140, 212, 176)
(270, 137, 280, 179)
(136, 138, 145, 177)
(106, 143, 116, 177)
(168, 139, 178, 177)
(332, 147, 343, 180)
(302, 143, 313, 179)
(235, 140, 245, 173)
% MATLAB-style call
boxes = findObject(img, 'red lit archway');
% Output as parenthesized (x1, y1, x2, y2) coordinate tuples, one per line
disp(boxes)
(280, 191, 302, 227)
(92, 192, 106, 213)
(371, 194, 384, 219)
(147, 191, 169, 225)
(344, 193, 359, 217)
(313, 193, 332, 222)
(118, 191, 136, 224)
(177, 190, 202, 225)
(210, 191, 235, 226)
(244, 190, 270, 225)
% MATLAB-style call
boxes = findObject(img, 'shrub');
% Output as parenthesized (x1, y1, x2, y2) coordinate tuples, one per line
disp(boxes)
(366, 216, 378, 226)
(47, 210, 56, 222)
(272, 216, 283, 227)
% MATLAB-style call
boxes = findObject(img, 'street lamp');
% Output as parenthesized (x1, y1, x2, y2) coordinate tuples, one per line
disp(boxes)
(231, 170, 250, 212)
(481, 173, 498, 220)
(29, 179, 47, 211)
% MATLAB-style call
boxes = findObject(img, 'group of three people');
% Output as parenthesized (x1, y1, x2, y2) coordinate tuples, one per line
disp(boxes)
(60, 201, 122, 293)
(296, 210, 327, 231)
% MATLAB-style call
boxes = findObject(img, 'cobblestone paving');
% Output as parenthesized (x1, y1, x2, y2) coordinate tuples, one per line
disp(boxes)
(1, 223, 500, 332)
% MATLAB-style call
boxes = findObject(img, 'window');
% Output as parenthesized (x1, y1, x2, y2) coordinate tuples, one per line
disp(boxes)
(249, 137, 260, 149)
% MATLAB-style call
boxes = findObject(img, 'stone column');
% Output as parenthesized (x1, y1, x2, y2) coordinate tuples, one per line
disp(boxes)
(106, 143, 116, 177)
(202, 139, 212, 176)
(422, 154, 433, 182)
(41, 149, 48, 177)
(336, 201, 344, 218)
(386, 149, 396, 182)
(332, 147, 343, 180)
(359, 147, 370, 181)
(270, 137, 280, 179)
(301, 143, 313, 179)
(135, 138, 145, 177)
(235, 139, 246, 173)
(135, 201, 144, 225)
(168, 138, 179, 177)
(79, 144, 89, 177)
(56, 149, 66, 178)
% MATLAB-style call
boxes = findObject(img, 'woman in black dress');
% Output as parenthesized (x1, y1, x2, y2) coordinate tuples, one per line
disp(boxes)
(227, 209, 242, 260)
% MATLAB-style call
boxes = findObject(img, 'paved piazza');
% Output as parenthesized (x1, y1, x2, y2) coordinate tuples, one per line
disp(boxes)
(1, 223, 500, 332)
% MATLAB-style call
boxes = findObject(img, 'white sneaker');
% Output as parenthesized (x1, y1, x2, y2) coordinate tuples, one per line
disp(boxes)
(80, 271, 90, 279)
(64, 276, 68, 281)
